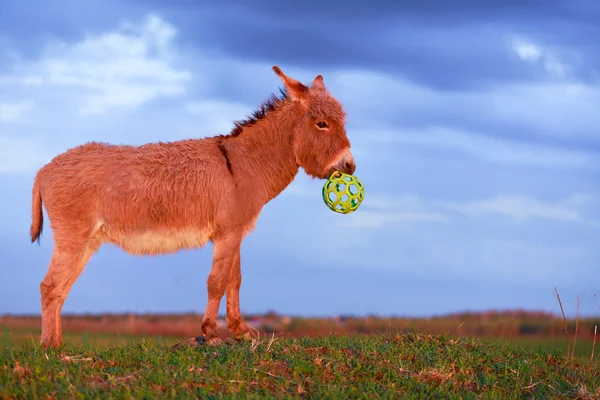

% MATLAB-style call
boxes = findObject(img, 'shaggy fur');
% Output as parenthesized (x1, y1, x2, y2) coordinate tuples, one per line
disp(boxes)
(30, 66, 356, 349)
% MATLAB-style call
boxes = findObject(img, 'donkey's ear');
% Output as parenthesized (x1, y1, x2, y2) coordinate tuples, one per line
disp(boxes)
(273, 66, 308, 102)
(310, 74, 326, 91)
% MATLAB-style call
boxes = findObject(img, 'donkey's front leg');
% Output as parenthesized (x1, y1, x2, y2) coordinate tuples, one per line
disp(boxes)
(226, 248, 253, 342)
(201, 232, 241, 345)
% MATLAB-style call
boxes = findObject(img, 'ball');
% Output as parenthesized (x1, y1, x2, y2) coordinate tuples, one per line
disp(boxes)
(322, 171, 365, 214)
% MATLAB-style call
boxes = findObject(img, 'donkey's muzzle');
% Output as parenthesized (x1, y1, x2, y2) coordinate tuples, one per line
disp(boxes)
(336, 152, 356, 175)
(326, 149, 356, 178)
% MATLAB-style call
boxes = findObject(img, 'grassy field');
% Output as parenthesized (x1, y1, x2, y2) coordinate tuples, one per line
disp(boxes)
(1, 331, 598, 399)
(484, 336, 598, 367)
(3, 327, 172, 349)
(4, 325, 599, 365)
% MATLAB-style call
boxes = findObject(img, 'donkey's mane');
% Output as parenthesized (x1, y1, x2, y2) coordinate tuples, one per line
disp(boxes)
(226, 87, 288, 138)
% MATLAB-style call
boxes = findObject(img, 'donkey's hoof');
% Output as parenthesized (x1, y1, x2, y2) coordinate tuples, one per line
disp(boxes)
(171, 336, 206, 350)
(206, 336, 225, 346)
(41, 337, 63, 351)
(234, 330, 255, 343)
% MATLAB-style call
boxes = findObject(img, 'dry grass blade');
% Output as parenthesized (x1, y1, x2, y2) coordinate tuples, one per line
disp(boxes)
(547, 384, 562, 395)
(248, 325, 261, 352)
(521, 380, 541, 391)
(60, 354, 93, 362)
(90, 368, 144, 388)
(297, 383, 306, 395)
(118, 368, 144, 382)
(591, 326, 597, 365)
(266, 333, 277, 353)
(554, 286, 571, 358)
(248, 324, 260, 339)
(250, 338, 261, 352)
(572, 294, 581, 359)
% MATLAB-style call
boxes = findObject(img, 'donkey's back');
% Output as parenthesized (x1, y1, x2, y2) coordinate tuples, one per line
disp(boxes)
(31, 138, 233, 256)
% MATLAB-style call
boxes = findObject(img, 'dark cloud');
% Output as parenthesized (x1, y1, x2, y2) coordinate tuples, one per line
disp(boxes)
(124, 0, 600, 90)
(2, 0, 599, 90)
(130, 0, 574, 24)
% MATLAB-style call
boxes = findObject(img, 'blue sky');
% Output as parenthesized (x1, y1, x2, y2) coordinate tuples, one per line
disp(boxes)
(0, 0, 598, 319)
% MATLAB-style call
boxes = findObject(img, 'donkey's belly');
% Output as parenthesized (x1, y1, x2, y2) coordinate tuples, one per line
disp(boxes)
(105, 227, 212, 256)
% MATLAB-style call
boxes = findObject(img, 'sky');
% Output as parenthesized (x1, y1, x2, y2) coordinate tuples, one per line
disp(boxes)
(0, 0, 598, 319)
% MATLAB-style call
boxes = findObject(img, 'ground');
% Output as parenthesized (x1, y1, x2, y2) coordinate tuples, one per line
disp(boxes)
(1, 331, 598, 399)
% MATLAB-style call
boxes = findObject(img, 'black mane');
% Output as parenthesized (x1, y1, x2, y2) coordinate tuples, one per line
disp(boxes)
(215, 87, 288, 175)
(227, 87, 288, 138)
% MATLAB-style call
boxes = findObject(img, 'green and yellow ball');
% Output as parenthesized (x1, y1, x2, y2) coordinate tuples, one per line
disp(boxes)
(322, 171, 365, 214)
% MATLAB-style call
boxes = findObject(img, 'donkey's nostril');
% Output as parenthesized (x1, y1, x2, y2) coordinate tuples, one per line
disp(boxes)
(344, 160, 356, 174)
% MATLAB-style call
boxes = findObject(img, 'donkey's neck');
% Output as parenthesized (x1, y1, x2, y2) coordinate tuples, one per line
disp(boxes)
(225, 110, 300, 203)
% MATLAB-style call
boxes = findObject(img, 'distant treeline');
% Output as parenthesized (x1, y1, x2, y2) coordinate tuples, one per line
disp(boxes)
(2, 309, 599, 340)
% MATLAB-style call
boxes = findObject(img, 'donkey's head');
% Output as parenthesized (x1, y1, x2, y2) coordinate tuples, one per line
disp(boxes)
(273, 66, 356, 179)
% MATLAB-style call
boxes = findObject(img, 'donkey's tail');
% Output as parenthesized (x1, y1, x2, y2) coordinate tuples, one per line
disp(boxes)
(30, 174, 44, 244)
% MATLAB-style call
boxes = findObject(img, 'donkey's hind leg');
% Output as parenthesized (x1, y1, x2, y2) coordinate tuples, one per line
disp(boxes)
(40, 237, 101, 349)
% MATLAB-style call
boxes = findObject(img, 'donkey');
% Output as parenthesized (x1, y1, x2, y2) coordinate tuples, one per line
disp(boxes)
(30, 66, 356, 349)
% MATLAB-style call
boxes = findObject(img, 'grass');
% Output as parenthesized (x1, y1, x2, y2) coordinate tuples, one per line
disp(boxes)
(484, 337, 598, 366)
(3, 327, 176, 349)
(1, 332, 598, 399)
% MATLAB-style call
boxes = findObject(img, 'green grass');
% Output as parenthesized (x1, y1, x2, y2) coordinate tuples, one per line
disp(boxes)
(485, 337, 598, 366)
(3, 327, 177, 349)
(1, 332, 598, 399)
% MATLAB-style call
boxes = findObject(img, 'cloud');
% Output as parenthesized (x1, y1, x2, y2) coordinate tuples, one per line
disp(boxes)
(340, 211, 447, 229)
(315, 189, 598, 284)
(356, 126, 596, 170)
(559, 193, 595, 208)
(0, 76, 43, 87)
(329, 68, 600, 163)
(335, 192, 596, 230)
(476, 238, 591, 283)
(440, 194, 590, 223)
(512, 37, 568, 78)
(151, 0, 600, 93)
(513, 39, 542, 61)
(0, 13, 204, 174)
(0, 101, 34, 122)
(1, 14, 192, 115)
(336, 194, 446, 229)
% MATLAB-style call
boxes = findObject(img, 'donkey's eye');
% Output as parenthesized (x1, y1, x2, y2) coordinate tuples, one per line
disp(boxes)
(316, 121, 329, 130)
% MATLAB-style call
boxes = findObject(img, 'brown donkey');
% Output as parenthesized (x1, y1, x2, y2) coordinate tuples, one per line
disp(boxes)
(30, 66, 356, 349)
